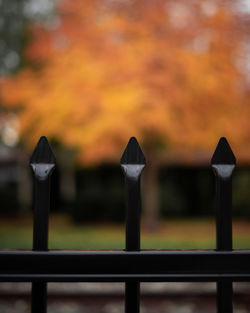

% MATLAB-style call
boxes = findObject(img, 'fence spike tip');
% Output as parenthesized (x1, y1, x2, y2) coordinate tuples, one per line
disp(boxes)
(120, 137, 146, 165)
(30, 136, 56, 164)
(211, 137, 236, 165)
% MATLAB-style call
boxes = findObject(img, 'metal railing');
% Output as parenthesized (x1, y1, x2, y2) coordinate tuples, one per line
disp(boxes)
(0, 136, 249, 313)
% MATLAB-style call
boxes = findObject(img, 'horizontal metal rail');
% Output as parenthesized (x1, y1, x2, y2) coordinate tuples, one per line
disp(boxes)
(1, 250, 250, 282)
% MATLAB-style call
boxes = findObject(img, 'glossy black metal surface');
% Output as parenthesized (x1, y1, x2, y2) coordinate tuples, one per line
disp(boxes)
(121, 137, 145, 251)
(211, 137, 235, 251)
(211, 137, 236, 313)
(0, 250, 250, 282)
(30, 136, 56, 313)
(121, 137, 145, 313)
(1, 136, 249, 313)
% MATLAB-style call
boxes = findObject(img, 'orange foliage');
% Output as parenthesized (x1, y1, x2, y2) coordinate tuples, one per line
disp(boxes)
(1, 0, 250, 164)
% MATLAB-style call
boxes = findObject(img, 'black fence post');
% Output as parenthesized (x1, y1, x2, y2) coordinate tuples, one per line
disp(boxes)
(30, 136, 56, 313)
(211, 137, 236, 313)
(121, 137, 145, 313)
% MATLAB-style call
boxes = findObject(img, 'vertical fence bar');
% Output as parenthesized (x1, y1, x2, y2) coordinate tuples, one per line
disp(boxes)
(121, 137, 145, 313)
(30, 136, 56, 313)
(211, 137, 236, 313)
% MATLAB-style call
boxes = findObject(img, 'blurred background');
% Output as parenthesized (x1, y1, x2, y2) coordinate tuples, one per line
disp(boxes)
(0, 0, 250, 312)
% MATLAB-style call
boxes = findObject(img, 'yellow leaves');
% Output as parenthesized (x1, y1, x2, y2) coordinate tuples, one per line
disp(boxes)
(1, 0, 250, 164)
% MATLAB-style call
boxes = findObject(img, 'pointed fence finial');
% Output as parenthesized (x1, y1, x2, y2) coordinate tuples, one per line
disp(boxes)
(30, 136, 56, 181)
(30, 136, 56, 165)
(211, 137, 236, 165)
(120, 137, 146, 165)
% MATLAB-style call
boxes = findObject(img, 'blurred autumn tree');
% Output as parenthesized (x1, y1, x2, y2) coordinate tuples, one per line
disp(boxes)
(1, 0, 250, 228)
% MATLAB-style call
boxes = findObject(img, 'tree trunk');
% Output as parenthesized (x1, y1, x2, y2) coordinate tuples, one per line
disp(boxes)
(142, 160, 160, 231)
(18, 150, 32, 212)
(56, 146, 76, 205)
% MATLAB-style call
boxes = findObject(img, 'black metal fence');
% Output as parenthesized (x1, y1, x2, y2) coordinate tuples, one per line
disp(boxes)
(0, 136, 250, 313)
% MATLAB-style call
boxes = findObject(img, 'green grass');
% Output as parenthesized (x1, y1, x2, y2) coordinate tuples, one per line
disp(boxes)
(0, 214, 250, 249)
